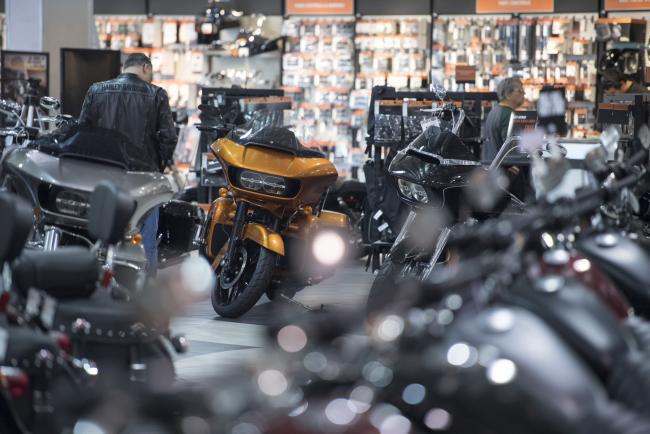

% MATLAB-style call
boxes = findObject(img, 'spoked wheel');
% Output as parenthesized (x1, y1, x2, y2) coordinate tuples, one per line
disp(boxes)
(211, 240, 276, 318)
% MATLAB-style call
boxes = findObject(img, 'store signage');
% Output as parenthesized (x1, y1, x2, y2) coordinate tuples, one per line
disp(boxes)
(455, 65, 477, 84)
(604, 0, 650, 10)
(286, 0, 354, 15)
(476, 0, 553, 13)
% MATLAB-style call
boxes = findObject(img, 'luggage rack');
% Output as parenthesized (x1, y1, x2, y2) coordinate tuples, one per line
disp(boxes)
(363, 86, 498, 271)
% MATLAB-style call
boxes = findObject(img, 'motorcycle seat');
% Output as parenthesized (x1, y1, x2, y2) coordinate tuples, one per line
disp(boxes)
(12, 247, 99, 299)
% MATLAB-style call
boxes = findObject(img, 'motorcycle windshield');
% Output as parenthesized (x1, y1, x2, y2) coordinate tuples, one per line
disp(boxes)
(237, 125, 324, 158)
(33, 125, 156, 171)
(230, 108, 324, 158)
(389, 124, 480, 189)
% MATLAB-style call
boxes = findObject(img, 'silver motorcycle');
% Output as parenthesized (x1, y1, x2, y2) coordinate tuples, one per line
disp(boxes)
(1, 122, 202, 290)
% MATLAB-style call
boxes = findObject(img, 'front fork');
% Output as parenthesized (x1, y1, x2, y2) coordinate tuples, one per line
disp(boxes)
(223, 201, 249, 274)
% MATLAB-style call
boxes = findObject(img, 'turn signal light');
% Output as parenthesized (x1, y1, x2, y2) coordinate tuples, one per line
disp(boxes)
(131, 233, 143, 245)
(219, 188, 229, 198)
(303, 206, 313, 215)
(0, 367, 29, 399)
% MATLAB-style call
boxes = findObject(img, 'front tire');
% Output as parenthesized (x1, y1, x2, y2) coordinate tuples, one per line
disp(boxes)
(211, 240, 276, 318)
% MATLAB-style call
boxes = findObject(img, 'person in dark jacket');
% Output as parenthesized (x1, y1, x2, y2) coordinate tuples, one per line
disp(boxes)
(79, 53, 178, 275)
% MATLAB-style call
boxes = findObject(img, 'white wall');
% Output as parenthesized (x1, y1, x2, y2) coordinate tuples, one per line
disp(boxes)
(6, 0, 94, 98)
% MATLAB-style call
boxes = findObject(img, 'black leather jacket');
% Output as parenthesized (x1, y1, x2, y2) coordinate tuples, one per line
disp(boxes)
(79, 73, 177, 172)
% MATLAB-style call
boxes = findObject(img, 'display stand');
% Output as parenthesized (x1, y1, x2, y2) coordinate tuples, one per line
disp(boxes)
(363, 86, 498, 271)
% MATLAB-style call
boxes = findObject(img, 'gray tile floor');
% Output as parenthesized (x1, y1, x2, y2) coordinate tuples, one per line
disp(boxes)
(171, 261, 374, 382)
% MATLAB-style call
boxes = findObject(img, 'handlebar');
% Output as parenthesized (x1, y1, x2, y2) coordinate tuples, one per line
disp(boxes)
(449, 152, 648, 252)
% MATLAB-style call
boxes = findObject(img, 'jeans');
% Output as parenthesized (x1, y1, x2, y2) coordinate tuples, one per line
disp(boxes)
(141, 206, 159, 276)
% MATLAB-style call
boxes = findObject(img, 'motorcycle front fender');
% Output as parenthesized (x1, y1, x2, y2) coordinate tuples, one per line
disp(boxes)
(243, 223, 285, 256)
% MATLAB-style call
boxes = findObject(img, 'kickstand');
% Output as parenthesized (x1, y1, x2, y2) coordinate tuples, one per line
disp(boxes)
(279, 294, 325, 312)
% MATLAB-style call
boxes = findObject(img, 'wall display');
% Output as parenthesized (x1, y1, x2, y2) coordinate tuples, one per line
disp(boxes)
(285, 0, 354, 15)
(282, 16, 355, 162)
(354, 16, 431, 150)
(0, 50, 48, 105)
(604, 0, 650, 11)
(432, 15, 598, 138)
(60, 48, 121, 117)
(476, 0, 554, 13)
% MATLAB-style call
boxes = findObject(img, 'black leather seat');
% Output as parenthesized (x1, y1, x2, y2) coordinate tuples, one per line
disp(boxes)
(243, 126, 325, 158)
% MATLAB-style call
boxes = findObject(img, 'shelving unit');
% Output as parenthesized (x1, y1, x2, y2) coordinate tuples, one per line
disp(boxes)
(95, 15, 282, 110)
(281, 16, 356, 176)
(351, 16, 431, 156)
(431, 14, 599, 138)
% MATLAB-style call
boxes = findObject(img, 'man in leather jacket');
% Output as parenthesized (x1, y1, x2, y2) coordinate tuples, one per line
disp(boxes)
(79, 53, 178, 275)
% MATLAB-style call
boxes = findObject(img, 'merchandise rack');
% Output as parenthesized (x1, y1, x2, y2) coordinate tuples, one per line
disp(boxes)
(280, 16, 357, 178)
(431, 14, 599, 138)
(363, 86, 498, 270)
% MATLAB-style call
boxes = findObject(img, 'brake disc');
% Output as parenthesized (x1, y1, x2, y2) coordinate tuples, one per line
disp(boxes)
(220, 246, 248, 290)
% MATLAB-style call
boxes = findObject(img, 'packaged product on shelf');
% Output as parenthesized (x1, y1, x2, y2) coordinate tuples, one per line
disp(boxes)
(283, 53, 301, 70)
(300, 36, 319, 53)
(178, 20, 197, 44)
(387, 74, 408, 89)
(316, 57, 333, 73)
(316, 21, 333, 37)
(163, 20, 178, 46)
(374, 113, 402, 145)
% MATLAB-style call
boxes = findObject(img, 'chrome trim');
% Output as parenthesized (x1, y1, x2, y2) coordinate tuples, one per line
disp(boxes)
(112, 260, 144, 272)
(421, 227, 452, 281)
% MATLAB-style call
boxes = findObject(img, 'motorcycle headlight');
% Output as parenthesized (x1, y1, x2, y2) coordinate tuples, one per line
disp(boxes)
(54, 190, 90, 217)
(398, 179, 429, 204)
(238, 170, 291, 196)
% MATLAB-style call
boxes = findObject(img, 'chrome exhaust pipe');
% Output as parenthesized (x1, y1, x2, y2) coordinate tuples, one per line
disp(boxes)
(43, 227, 62, 251)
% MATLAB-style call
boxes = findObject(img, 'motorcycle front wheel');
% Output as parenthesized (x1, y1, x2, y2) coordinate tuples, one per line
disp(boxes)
(211, 240, 276, 318)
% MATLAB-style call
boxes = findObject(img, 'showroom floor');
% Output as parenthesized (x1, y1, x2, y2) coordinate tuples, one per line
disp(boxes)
(171, 261, 373, 382)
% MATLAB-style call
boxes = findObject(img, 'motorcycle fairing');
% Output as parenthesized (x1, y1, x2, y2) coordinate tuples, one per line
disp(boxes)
(3, 148, 174, 230)
(389, 127, 479, 190)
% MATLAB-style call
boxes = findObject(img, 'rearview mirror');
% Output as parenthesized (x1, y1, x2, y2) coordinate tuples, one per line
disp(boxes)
(87, 182, 136, 245)
(40, 96, 61, 112)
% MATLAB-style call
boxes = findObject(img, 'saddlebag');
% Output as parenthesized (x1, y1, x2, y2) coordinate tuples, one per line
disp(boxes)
(52, 290, 174, 387)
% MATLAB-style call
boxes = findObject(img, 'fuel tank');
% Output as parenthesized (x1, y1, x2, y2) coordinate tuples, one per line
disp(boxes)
(576, 232, 650, 316)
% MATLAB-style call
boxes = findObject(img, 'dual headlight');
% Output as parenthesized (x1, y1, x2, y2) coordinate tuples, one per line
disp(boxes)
(237, 169, 296, 197)
(53, 189, 90, 218)
(398, 179, 428, 203)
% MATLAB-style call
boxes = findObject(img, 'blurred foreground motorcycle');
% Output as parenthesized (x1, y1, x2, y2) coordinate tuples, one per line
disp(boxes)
(1, 123, 203, 290)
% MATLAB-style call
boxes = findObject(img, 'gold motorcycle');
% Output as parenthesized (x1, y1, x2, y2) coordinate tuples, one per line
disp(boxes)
(200, 125, 350, 317)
